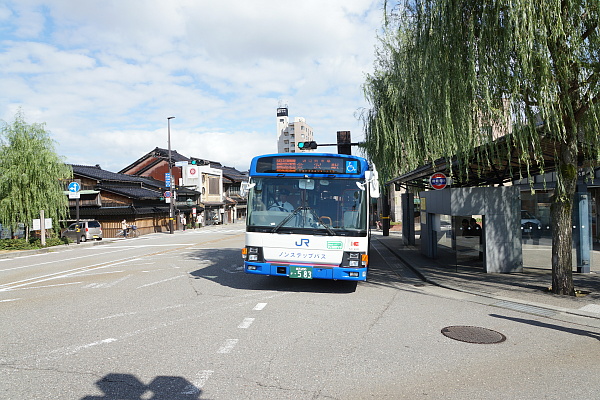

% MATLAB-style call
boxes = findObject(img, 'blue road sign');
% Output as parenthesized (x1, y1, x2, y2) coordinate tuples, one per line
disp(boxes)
(68, 182, 81, 192)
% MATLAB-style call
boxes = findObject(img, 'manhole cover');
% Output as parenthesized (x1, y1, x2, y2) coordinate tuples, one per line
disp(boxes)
(441, 326, 506, 344)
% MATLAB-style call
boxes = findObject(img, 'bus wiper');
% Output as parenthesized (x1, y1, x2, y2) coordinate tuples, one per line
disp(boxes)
(271, 206, 304, 233)
(308, 208, 335, 236)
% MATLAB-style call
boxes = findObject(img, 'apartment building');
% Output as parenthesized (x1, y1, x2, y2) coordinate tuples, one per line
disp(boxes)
(276, 107, 315, 153)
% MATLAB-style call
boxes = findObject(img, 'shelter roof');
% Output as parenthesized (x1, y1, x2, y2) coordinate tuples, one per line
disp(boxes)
(389, 135, 568, 189)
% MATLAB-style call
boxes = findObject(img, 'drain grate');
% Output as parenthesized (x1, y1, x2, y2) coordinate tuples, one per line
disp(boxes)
(441, 325, 506, 344)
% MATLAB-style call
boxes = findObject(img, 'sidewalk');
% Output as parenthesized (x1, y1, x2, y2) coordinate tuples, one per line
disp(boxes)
(375, 232, 600, 322)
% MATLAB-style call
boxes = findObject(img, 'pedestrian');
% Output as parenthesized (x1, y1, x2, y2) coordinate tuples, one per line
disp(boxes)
(461, 219, 471, 236)
(181, 214, 187, 230)
(121, 219, 128, 238)
(470, 218, 482, 236)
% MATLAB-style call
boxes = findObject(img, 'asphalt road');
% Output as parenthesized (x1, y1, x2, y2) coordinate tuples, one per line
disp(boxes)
(1, 224, 599, 399)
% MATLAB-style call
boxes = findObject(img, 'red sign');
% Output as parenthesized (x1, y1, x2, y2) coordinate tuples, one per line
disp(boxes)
(429, 173, 447, 190)
(189, 167, 197, 176)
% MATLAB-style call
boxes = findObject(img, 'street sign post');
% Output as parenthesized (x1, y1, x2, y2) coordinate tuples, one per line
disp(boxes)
(68, 181, 82, 243)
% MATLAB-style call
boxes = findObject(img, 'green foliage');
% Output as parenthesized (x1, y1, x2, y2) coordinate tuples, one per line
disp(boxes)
(365, 0, 599, 295)
(0, 110, 73, 231)
(0, 237, 69, 251)
(363, 0, 600, 184)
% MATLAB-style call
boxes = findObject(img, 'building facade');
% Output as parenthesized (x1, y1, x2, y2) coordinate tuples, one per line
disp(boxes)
(120, 148, 247, 226)
(276, 107, 315, 153)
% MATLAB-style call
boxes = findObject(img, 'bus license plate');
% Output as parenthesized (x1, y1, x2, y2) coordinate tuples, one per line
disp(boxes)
(289, 266, 313, 279)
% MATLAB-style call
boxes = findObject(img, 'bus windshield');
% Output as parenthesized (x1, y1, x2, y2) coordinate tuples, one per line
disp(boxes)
(246, 177, 367, 235)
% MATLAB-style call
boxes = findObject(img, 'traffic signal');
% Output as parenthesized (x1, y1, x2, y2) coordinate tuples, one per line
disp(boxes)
(337, 131, 351, 155)
(298, 141, 317, 150)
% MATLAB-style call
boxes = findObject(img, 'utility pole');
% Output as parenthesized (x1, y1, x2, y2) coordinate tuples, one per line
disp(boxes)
(167, 116, 175, 234)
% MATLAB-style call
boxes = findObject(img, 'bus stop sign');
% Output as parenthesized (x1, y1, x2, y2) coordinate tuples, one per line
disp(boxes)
(430, 173, 447, 190)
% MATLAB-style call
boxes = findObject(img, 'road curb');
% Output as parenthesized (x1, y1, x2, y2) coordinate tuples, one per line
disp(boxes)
(0, 239, 114, 260)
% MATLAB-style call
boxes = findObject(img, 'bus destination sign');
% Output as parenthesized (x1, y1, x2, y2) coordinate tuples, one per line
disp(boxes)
(256, 156, 360, 175)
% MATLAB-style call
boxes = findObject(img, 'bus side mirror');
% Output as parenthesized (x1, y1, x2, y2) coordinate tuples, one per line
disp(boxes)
(241, 181, 255, 197)
(366, 170, 380, 198)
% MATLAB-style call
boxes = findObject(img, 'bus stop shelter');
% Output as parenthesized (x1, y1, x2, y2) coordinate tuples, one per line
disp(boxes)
(388, 135, 594, 274)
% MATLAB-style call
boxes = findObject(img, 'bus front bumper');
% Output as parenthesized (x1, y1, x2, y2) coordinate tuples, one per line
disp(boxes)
(244, 262, 367, 281)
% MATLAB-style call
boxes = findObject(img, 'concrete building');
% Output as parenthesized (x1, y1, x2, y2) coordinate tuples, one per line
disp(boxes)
(276, 107, 315, 153)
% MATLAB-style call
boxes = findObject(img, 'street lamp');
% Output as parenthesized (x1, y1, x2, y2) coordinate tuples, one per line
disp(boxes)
(167, 116, 175, 234)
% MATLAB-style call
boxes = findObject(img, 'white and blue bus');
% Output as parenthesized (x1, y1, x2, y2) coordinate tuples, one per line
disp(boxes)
(242, 153, 379, 281)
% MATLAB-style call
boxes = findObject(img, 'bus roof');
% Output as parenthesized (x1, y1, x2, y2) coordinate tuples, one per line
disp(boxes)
(249, 153, 369, 178)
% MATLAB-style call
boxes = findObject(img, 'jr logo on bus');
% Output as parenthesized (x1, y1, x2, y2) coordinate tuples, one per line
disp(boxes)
(295, 238, 310, 247)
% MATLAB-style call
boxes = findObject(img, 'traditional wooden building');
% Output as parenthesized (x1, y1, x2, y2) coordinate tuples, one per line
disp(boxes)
(67, 164, 200, 237)
(119, 147, 247, 225)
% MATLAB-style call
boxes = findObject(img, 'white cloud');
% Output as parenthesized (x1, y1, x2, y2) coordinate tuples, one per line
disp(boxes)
(0, 0, 383, 172)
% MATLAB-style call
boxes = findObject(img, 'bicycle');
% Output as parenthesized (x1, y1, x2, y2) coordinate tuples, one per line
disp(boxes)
(116, 225, 139, 238)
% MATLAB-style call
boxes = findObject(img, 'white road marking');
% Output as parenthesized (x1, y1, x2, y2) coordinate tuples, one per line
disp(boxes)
(238, 318, 255, 329)
(74, 270, 125, 278)
(21, 292, 285, 363)
(96, 311, 138, 321)
(0, 247, 133, 272)
(0, 257, 140, 291)
(253, 303, 267, 311)
(0, 298, 20, 303)
(46, 338, 118, 360)
(1, 281, 82, 292)
(180, 370, 214, 394)
(579, 304, 600, 314)
(103, 275, 132, 288)
(217, 339, 238, 354)
(136, 275, 185, 289)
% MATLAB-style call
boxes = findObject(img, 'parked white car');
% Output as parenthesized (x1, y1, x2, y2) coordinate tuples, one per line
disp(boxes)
(521, 210, 542, 235)
(61, 220, 103, 242)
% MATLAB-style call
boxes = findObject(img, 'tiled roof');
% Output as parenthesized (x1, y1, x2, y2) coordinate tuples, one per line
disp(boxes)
(97, 185, 162, 200)
(72, 164, 143, 183)
(118, 147, 189, 175)
(220, 166, 248, 182)
(72, 164, 193, 191)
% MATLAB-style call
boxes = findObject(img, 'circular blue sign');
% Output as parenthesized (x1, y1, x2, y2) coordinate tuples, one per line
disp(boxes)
(68, 182, 81, 192)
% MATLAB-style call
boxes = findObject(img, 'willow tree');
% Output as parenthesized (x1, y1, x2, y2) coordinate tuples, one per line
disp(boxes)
(363, 0, 599, 295)
(0, 110, 72, 238)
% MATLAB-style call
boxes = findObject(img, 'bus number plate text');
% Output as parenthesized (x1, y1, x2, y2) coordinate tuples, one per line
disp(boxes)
(289, 266, 313, 279)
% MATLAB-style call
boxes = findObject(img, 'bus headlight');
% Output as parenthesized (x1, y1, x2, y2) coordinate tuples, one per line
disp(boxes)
(243, 246, 264, 262)
(341, 251, 366, 268)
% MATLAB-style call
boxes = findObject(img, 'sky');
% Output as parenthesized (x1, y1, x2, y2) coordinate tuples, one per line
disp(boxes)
(0, 0, 384, 173)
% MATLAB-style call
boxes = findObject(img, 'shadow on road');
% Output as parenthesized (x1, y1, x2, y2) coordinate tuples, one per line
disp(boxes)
(81, 373, 203, 399)
(187, 248, 357, 293)
(490, 313, 600, 341)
